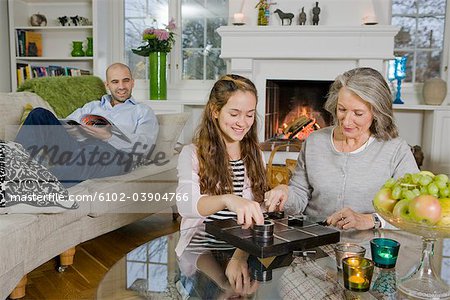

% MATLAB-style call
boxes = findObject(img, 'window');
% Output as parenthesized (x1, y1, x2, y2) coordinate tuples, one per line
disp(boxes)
(391, 0, 448, 83)
(181, 0, 228, 80)
(124, 0, 228, 82)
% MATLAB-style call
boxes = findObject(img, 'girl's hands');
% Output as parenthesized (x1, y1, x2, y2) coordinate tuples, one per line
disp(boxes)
(224, 195, 264, 229)
(225, 253, 258, 296)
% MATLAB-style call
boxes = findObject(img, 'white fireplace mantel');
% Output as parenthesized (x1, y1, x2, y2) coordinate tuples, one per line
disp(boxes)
(218, 25, 400, 60)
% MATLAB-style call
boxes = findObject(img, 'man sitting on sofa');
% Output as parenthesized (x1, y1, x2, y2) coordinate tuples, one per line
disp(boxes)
(15, 62, 159, 187)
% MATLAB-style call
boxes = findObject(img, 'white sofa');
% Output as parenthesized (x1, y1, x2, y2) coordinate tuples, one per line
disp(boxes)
(0, 92, 188, 299)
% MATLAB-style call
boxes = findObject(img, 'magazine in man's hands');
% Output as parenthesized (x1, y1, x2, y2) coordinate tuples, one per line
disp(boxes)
(60, 114, 131, 143)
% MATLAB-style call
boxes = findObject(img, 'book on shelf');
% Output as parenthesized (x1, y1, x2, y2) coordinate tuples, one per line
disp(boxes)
(25, 31, 42, 57)
(15, 30, 26, 56)
(16, 63, 91, 82)
(60, 114, 131, 143)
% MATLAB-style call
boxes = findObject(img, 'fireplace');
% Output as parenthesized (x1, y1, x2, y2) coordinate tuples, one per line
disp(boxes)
(265, 79, 333, 142)
(217, 25, 399, 145)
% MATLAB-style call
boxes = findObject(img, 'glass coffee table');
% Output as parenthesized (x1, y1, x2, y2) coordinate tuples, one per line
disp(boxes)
(97, 226, 448, 299)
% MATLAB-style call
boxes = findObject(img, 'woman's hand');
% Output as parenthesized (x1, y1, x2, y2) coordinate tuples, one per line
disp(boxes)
(263, 184, 289, 212)
(224, 195, 264, 229)
(225, 253, 258, 296)
(326, 207, 374, 230)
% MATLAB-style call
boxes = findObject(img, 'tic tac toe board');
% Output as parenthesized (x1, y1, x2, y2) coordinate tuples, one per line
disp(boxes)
(205, 215, 340, 258)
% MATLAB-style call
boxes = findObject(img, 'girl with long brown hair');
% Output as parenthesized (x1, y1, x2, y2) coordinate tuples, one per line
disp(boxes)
(175, 75, 267, 292)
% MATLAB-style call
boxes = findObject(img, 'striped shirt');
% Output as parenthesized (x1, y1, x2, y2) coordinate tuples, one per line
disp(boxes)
(186, 159, 245, 251)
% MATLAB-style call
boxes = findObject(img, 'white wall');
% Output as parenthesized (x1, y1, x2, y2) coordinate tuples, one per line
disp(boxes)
(0, 0, 11, 92)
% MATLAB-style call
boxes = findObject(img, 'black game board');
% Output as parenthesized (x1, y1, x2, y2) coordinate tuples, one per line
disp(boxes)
(205, 215, 340, 258)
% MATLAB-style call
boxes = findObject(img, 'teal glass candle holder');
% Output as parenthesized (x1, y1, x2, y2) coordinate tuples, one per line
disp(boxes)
(370, 238, 400, 269)
(342, 257, 375, 292)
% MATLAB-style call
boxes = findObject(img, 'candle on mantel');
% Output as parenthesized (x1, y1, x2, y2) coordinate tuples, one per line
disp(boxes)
(233, 13, 245, 24)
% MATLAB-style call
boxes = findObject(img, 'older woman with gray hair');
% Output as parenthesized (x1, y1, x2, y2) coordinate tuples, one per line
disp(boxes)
(264, 67, 419, 230)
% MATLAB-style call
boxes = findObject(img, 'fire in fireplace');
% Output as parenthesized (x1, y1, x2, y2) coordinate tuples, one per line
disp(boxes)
(265, 79, 333, 142)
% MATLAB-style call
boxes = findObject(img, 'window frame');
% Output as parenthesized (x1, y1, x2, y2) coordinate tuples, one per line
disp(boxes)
(392, 1, 450, 103)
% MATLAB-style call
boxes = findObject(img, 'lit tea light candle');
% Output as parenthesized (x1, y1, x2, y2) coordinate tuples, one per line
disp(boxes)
(342, 257, 375, 292)
(233, 13, 245, 24)
(378, 250, 393, 259)
(348, 274, 365, 285)
(370, 238, 400, 268)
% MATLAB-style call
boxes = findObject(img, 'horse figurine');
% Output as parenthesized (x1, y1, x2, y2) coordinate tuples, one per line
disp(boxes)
(273, 9, 294, 26)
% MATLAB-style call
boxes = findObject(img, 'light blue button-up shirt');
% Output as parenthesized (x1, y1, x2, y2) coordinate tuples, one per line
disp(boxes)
(66, 94, 158, 155)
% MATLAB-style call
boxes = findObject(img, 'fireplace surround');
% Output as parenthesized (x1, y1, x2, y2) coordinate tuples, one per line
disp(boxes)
(217, 25, 399, 142)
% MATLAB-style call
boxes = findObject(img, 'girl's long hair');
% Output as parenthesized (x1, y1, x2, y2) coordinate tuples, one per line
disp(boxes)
(194, 74, 267, 202)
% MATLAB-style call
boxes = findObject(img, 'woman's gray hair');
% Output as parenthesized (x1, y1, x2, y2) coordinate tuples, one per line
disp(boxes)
(324, 67, 398, 141)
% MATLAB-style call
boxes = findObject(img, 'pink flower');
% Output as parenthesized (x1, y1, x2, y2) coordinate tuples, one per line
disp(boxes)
(143, 28, 154, 35)
(154, 29, 170, 41)
(166, 18, 176, 31)
(132, 20, 176, 55)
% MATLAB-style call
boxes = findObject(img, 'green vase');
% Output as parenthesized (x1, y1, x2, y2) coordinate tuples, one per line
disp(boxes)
(85, 37, 93, 56)
(148, 52, 167, 100)
(71, 41, 84, 57)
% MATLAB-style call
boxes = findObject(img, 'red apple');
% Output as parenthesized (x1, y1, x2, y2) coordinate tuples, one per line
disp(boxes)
(373, 188, 397, 213)
(408, 195, 442, 225)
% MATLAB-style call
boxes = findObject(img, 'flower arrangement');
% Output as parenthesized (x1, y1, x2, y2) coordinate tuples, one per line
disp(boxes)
(132, 19, 176, 56)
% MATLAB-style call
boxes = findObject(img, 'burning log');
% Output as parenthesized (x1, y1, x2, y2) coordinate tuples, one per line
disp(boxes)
(282, 115, 310, 135)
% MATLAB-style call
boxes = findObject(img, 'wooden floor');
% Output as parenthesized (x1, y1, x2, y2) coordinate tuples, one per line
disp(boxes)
(20, 214, 180, 300)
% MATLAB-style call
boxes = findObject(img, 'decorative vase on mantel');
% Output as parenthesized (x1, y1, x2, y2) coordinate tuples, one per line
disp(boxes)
(148, 52, 167, 100)
(423, 78, 447, 105)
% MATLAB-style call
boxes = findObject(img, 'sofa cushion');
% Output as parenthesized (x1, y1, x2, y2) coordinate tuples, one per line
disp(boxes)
(0, 140, 78, 214)
(152, 112, 190, 160)
(0, 92, 54, 140)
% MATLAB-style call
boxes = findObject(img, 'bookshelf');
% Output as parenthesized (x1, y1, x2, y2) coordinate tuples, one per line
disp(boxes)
(8, 0, 99, 90)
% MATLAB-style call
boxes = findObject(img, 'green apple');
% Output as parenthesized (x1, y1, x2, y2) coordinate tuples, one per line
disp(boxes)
(393, 199, 411, 220)
(373, 187, 397, 213)
(408, 195, 442, 225)
(437, 198, 450, 226)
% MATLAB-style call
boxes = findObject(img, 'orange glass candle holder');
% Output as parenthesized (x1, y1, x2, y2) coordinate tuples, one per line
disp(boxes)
(342, 257, 375, 292)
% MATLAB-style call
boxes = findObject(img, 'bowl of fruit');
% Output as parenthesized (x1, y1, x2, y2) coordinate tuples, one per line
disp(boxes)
(373, 171, 450, 299)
